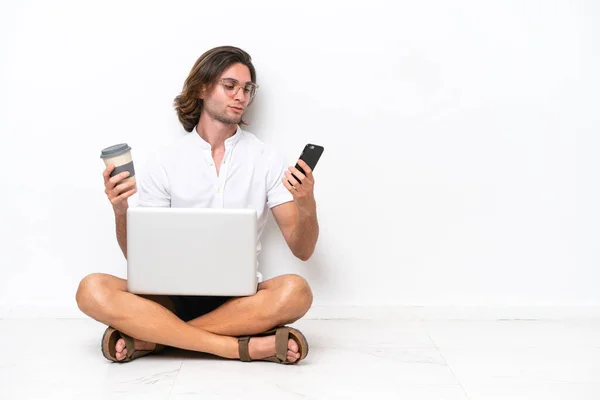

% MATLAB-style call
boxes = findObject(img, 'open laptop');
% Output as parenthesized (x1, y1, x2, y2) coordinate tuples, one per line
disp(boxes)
(126, 207, 258, 296)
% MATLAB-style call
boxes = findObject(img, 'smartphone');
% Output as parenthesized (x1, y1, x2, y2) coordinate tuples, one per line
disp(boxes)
(293, 144, 324, 184)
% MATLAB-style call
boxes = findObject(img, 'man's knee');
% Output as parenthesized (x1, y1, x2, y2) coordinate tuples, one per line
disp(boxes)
(276, 274, 313, 319)
(75, 273, 119, 317)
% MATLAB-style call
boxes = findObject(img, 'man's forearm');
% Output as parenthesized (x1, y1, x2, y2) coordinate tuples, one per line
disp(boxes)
(289, 209, 319, 261)
(115, 211, 128, 259)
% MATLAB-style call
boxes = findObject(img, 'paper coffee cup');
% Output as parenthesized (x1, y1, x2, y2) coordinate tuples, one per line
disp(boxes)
(100, 143, 135, 184)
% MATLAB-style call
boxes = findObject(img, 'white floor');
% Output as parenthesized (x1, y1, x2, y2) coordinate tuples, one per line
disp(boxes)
(2, 310, 600, 399)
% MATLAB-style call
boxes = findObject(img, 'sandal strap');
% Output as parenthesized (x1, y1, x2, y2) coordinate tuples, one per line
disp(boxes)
(238, 336, 251, 362)
(127, 348, 155, 360)
(275, 327, 290, 362)
(120, 332, 158, 361)
(120, 332, 136, 359)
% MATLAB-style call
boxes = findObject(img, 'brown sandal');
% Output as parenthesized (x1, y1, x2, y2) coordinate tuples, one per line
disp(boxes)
(101, 326, 165, 363)
(238, 326, 309, 364)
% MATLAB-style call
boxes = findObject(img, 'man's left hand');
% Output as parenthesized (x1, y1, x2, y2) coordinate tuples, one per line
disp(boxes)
(282, 159, 316, 214)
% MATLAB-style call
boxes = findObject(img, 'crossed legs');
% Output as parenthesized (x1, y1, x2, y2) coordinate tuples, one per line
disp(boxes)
(75, 273, 313, 362)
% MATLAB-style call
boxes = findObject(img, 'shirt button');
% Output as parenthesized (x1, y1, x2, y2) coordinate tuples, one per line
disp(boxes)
(217, 187, 222, 194)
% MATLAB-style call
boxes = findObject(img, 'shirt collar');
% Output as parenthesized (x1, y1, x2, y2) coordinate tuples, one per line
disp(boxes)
(193, 125, 242, 150)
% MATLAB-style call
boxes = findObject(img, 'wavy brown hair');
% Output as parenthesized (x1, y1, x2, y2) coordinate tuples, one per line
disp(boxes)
(174, 46, 257, 132)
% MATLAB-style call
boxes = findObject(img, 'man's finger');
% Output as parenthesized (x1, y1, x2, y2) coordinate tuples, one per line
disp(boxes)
(111, 188, 137, 205)
(112, 180, 136, 197)
(103, 165, 115, 184)
(289, 167, 306, 184)
(297, 159, 313, 176)
(285, 171, 300, 187)
(281, 177, 296, 193)
(109, 171, 130, 186)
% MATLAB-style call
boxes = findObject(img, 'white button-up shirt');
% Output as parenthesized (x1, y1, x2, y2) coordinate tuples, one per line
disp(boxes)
(135, 125, 294, 281)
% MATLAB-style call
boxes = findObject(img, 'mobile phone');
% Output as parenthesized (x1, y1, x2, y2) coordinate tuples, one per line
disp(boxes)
(293, 144, 324, 184)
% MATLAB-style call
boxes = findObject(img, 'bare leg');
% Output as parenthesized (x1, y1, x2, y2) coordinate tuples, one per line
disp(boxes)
(77, 273, 239, 359)
(187, 274, 313, 336)
(75, 273, 312, 362)
(186, 274, 313, 362)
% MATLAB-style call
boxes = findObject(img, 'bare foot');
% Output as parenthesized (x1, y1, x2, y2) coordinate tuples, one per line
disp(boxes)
(115, 337, 156, 361)
(247, 335, 301, 363)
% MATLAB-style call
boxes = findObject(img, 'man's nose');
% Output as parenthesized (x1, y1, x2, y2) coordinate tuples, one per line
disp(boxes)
(234, 87, 248, 102)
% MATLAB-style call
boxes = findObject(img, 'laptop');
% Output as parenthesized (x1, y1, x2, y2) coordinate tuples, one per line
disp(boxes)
(126, 207, 258, 296)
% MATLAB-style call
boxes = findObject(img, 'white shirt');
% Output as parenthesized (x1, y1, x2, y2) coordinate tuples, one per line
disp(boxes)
(135, 125, 294, 282)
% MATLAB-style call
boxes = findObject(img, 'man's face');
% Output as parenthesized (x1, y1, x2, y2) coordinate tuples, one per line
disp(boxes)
(201, 63, 254, 125)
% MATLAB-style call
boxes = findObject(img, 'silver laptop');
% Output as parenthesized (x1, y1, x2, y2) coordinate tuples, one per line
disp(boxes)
(126, 207, 258, 296)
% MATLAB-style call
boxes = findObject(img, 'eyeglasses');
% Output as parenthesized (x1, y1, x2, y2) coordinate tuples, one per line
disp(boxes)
(218, 79, 258, 101)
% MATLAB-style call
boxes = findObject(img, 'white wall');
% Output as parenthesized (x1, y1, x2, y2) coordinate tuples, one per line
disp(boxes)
(1, 0, 598, 317)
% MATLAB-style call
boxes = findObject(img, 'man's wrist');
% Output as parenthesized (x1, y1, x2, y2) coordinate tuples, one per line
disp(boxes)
(114, 207, 128, 217)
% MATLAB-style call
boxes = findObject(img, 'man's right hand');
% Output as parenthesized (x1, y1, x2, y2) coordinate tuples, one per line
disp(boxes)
(103, 165, 137, 216)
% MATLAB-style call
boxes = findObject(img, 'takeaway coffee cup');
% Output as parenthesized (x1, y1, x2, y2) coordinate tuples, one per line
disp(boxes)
(100, 143, 135, 184)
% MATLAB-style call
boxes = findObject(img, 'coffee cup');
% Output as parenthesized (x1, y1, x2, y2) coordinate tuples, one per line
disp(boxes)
(100, 143, 135, 184)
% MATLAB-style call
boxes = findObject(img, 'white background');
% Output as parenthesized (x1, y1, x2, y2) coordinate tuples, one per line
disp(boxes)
(1, 0, 598, 317)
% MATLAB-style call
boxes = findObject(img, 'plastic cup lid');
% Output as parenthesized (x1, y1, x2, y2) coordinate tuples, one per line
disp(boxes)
(100, 143, 131, 159)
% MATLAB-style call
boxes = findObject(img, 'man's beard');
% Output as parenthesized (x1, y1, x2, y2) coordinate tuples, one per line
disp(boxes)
(203, 99, 242, 125)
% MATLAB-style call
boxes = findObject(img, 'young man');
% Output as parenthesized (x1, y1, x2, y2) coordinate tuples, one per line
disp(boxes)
(76, 46, 319, 364)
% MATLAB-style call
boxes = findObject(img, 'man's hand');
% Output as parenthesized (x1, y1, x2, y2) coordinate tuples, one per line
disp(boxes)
(103, 165, 137, 216)
(282, 159, 317, 215)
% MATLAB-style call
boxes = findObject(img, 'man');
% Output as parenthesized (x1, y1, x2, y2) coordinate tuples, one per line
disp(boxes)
(76, 46, 319, 365)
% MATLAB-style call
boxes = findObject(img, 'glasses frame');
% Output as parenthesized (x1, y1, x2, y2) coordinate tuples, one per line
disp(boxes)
(218, 78, 259, 102)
